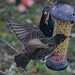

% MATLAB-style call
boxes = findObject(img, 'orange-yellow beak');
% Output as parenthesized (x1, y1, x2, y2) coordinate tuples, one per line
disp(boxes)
(44, 12, 48, 19)
(44, 12, 49, 26)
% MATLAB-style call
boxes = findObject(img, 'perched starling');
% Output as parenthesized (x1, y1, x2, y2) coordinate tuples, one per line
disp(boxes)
(39, 6, 54, 37)
(5, 16, 68, 70)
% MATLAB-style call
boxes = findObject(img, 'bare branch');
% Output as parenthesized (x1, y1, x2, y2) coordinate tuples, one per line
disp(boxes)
(0, 38, 19, 53)
(17, 65, 36, 75)
(0, 71, 8, 75)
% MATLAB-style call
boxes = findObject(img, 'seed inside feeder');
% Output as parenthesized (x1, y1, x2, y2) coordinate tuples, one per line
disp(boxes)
(46, 19, 73, 71)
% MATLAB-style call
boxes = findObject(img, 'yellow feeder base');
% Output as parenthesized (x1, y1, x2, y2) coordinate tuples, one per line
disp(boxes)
(46, 19, 73, 71)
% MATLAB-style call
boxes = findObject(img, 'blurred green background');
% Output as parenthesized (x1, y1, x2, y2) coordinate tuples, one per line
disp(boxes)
(0, 0, 75, 75)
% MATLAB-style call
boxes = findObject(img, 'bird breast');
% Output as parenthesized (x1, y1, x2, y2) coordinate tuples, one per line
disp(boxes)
(25, 38, 45, 53)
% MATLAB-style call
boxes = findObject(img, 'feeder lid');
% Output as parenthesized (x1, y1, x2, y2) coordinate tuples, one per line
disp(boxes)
(50, 3, 75, 21)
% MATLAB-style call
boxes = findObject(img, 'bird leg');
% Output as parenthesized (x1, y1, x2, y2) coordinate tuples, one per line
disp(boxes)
(18, 48, 26, 54)
(29, 60, 37, 75)
(33, 60, 36, 67)
(31, 61, 37, 75)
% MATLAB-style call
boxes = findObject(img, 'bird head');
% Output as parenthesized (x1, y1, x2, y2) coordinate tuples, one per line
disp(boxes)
(43, 6, 51, 20)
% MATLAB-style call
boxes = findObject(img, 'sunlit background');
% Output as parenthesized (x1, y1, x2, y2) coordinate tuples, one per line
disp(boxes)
(0, 0, 75, 75)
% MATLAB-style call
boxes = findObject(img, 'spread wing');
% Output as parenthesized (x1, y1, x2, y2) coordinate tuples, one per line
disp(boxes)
(5, 16, 44, 45)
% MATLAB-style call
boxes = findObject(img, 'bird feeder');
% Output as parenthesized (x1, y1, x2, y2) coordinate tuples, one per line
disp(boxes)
(46, 3, 75, 71)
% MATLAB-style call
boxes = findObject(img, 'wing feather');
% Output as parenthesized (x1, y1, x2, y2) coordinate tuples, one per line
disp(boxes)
(5, 16, 43, 45)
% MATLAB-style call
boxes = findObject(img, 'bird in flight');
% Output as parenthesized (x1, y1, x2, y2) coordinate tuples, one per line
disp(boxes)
(4, 6, 68, 72)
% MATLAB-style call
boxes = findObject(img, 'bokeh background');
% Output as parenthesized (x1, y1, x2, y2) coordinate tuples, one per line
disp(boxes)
(0, 0, 75, 75)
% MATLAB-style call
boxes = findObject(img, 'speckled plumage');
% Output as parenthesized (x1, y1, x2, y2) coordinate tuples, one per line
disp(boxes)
(5, 6, 67, 70)
(14, 34, 67, 70)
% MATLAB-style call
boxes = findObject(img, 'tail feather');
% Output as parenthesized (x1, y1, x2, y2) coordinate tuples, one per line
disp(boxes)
(14, 52, 30, 70)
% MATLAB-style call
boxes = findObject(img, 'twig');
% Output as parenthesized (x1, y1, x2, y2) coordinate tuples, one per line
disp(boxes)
(0, 71, 8, 75)
(25, 69, 36, 75)
(45, 0, 57, 23)
(48, 0, 57, 14)
(0, 38, 37, 75)
(0, 38, 19, 53)
(17, 65, 36, 75)
(46, 0, 51, 4)
(0, 24, 7, 30)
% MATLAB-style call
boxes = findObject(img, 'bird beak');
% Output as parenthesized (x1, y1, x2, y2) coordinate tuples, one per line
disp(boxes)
(44, 12, 48, 19)
(44, 12, 49, 26)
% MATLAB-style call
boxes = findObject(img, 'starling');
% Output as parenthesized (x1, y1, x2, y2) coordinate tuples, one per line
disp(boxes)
(14, 34, 67, 70)
(5, 16, 68, 70)
(39, 6, 54, 37)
